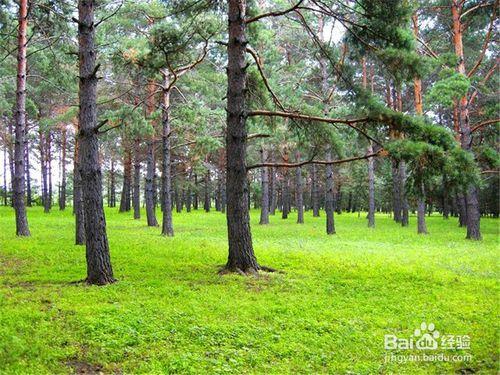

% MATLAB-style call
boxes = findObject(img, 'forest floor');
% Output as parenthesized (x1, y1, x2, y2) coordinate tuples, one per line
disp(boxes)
(0, 207, 498, 374)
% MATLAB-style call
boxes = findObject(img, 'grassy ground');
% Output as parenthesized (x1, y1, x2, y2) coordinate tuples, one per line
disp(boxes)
(0, 206, 498, 374)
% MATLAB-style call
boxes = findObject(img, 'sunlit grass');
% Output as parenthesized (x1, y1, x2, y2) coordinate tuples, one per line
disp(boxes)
(0, 206, 498, 374)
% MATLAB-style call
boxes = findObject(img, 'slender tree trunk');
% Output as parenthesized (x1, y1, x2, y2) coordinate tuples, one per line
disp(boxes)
(119, 147, 132, 212)
(109, 157, 116, 207)
(311, 164, 320, 217)
(281, 170, 289, 219)
(77, 0, 114, 284)
(392, 160, 401, 222)
(367, 143, 375, 227)
(74, 127, 85, 245)
(295, 151, 304, 224)
(24, 137, 31, 207)
(325, 147, 335, 234)
(400, 161, 409, 227)
(3, 145, 7, 206)
(12, 0, 30, 236)
(133, 139, 140, 219)
(186, 178, 192, 213)
(59, 126, 67, 210)
(145, 140, 158, 225)
(457, 192, 467, 227)
(174, 179, 182, 213)
(335, 184, 342, 215)
(417, 182, 428, 234)
(8, 121, 14, 207)
(259, 147, 269, 225)
(47, 131, 52, 211)
(160, 74, 174, 236)
(204, 170, 211, 212)
(269, 165, 276, 215)
(452, 1, 481, 239)
(193, 173, 199, 210)
(224, 0, 258, 273)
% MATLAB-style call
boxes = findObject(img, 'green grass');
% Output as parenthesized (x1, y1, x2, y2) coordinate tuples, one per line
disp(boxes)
(0, 206, 498, 374)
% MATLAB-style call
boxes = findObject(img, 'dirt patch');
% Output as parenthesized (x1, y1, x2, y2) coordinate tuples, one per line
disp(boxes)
(66, 360, 104, 374)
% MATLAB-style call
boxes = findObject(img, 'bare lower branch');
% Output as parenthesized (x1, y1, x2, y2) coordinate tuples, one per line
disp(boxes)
(246, 0, 304, 24)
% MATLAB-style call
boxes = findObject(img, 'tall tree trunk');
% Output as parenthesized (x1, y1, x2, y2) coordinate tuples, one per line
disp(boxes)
(12, 0, 30, 236)
(281, 170, 289, 219)
(145, 140, 158, 225)
(193, 173, 199, 210)
(78, 0, 114, 284)
(119, 147, 132, 212)
(47, 131, 52, 212)
(325, 147, 335, 234)
(457, 192, 467, 227)
(133, 139, 141, 219)
(392, 160, 401, 222)
(259, 147, 269, 224)
(160, 74, 173, 236)
(204, 170, 211, 212)
(295, 151, 304, 224)
(24, 136, 31, 207)
(452, 1, 481, 240)
(367, 143, 375, 227)
(224, 0, 258, 273)
(269, 165, 276, 215)
(8, 120, 14, 207)
(39, 128, 48, 210)
(109, 157, 116, 207)
(417, 182, 428, 234)
(74, 127, 85, 245)
(311, 164, 320, 217)
(3, 145, 7, 206)
(400, 161, 409, 227)
(59, 126, 67, 210)
(335, 184, 342, 215)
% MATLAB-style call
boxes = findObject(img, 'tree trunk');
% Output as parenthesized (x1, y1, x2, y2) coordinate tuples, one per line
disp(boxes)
(311, 164, 320, 217)
(417, 182, 428, 234)
(78, 0, 114, 285)
(109, 157, 116, 207)
(25, 136, 31, 207)
(400, 161, 409, 227)
(367, 143, 375, 227)
(119, 147, 132, 212)
(133, 139, 141, 219)
(269, 165, 276, 215)
(325, 147, 335, 234)
(160, 74, 174, 236)
(59, 126, 67, 210)
(3, 145, 7, 206)
(452, 1, 481, 240)
(204, 170, 211, 212)
(392, 160, 401, 222)
(12, 0, 30, 236)
(335, 185, 342, 215)
(47, 131, 52, 212)
(74, 127, 85, 245)
(259, 147, 269, 225)
(193, 173, 199, 210)
(281, 170, 289, 219)
(224, 0, 259, 273)
(457, 192, 467, 227)
(295, 151, 304, 224)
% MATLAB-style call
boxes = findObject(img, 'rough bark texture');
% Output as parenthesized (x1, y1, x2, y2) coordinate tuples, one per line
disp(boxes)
(12, 0, 30, 236)
(451, 1, 481, 240)
(78, 0, 114, 285)
(224, 0, 259, 273)
(119, 148, 131, 212)
(259, 147, 269, 225)
(295, 151, 304, 224)
(325, 148, 335, 234)
(160, 74, 173, 236)
(133, 139, 141, 219)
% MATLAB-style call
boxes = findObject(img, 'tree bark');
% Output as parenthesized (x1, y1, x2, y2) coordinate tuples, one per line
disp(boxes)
(224, 0, 259, 273)
(325, 147, 335, 234)
(259, 147, 269, 224)
(281, 170, 290, 219)
(119, 147, 132, 212)
(204, 170, 211, 212)
(59, 126, 67, 210)
(78, 0, 114, 284)
(133, 139, 141, 219)
(3, 145, 7, 206)
(193, 173, 199, 210)
(295, 151, 304, 224)
(311, 164, 320, 217)
(269, 165, 276, 215)
(109, 157, 116, 207)
(160, 74, 174, 236)
(400, 161, 409, 227)
(392, 160, 401, 222)
(25, 136, 31, 207)
(452, 1, 481, 240)
(367, 143, 375, 227)
(47, 131, 53, 211)
(417, 182, 428, 234)
(12, 0, 30, 236)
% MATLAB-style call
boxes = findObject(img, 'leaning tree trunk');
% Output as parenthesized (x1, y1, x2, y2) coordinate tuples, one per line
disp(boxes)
(77, 0, 114, 285)
(259, 147, 269, 225)
(59, 126, 67, 210)
(12, 0, 30, 236)
(160, 75, 173, 236)
(452, 1, 481, 239)
(295, 151, 304, 224)
(325, 148, 335, 234)
(74, 126, 85, 245)
(133, 139, 141, 219)
(224, 0, 259, 273)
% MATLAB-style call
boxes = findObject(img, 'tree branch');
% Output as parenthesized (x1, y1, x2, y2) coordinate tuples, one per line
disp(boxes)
(246, 0, 304, 24)
(471, 118, 499, 133)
